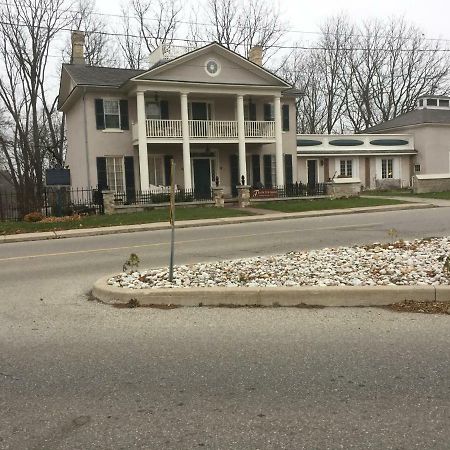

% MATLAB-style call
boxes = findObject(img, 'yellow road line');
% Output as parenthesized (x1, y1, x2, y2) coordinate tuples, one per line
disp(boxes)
(0, 222, 382, 262)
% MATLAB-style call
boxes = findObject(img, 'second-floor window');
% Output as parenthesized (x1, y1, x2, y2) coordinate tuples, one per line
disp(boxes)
(146, 102, 161, 120)
(95, 98, 129, 130)
(104, 100, 121, 129)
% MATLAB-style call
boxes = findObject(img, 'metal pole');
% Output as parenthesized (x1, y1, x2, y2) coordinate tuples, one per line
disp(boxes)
(168, 159, 176, 282)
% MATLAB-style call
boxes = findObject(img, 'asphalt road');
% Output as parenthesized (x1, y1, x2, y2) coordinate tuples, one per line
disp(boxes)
(1, 206, 450, 449)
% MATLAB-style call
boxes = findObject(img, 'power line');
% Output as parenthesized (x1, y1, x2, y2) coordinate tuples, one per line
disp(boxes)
(1, 0, 450, 45)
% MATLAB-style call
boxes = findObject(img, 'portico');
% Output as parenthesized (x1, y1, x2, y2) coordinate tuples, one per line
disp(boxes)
(134, 89, 285, 192)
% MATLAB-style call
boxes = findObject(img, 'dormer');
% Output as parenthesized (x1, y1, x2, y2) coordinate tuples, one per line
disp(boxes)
(416, 95, 450, 110)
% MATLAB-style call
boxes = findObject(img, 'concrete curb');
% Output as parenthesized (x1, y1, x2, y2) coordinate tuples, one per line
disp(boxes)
(1, 202, 433, 244)
(92, 275, 450, 307)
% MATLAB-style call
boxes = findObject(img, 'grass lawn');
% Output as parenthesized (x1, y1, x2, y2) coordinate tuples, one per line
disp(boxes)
(0, 206, 253, 235)
(254, 196, 409, 213)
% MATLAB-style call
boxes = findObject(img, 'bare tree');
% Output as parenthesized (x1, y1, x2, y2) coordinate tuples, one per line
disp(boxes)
(201, 0, 286, 60)
(64, 0, 117, 67)
(282, 15, 450, 134)
(118, 0, 181, 69)
(0, 0, 72, 211)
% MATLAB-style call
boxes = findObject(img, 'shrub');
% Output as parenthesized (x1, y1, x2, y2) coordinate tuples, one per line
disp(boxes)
(24, 211, 44, 222)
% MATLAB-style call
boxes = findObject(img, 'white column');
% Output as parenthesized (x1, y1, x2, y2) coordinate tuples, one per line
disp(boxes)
(136, 91, 149, 191)
(274, 95, 284, 186)
(236, 94, 247, 185)
(180, 92, 192, 190)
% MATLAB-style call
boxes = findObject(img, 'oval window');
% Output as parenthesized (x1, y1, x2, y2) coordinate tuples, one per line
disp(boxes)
(370, 139, 409, 146)
(297, 139, 322, 146)
(329, 139, 364, 146)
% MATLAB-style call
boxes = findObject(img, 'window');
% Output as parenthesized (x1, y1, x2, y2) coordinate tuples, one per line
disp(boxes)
(427, 98, 438, 106)
(264, 103, 274, 121)
(439, 99, 449, 107)
(419, 99, 423, 107)
(382, 159, 393, 179)
(414, 164, 421, 172)
(339, 159, 353, 177)
(282, 104, 290, 131)
(145, 102, 161, 120)
(105, 157, 125, 191)
(103, 100, 121, 129)
(148, 155, 165, 185)
(95, 99, 129, 130)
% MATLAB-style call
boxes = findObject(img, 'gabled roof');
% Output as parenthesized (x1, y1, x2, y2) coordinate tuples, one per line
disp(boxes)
(365, 108, 450, 133)
(131, 42, 292, 88)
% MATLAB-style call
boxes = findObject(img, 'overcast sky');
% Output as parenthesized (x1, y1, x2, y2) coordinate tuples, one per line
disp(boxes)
(93, 0, 450, 42)
(280, 0, 450, 40)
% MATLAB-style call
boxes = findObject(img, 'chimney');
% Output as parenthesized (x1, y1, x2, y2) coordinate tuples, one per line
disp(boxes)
(248, 45, 263, 66)
(71, 30, 85, 65)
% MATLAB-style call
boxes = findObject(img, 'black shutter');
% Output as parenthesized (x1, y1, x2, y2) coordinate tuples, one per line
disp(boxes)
(164, 155, 172, 185)
(282, 104, 290, 131)
(120, 100, 129, 130)
(230, 154, 239, 196)
(160, 100, 169, 119)
(249, 102, 257, 121)
(252, 154, 261, 186)
(96, 157, 107, 190)
(284, 154, 293, 185)
(263, 154, 272, 187)
(263, 103, 272, 121)
(124, 156, 135, 202)
(95, 99, 105, 130)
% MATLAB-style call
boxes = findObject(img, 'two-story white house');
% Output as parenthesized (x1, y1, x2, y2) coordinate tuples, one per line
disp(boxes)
(58, 32, 301, 198)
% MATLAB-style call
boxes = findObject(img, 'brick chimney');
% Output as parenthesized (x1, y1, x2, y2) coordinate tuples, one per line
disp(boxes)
(71, 30, 85, 65)
(248, 45, 263, 66)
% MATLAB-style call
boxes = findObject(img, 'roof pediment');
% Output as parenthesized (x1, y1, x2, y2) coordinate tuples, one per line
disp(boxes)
(132, 43, 291, 88)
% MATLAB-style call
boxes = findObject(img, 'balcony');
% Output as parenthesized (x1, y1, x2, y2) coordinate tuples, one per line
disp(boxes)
(132, 119, 275, 142)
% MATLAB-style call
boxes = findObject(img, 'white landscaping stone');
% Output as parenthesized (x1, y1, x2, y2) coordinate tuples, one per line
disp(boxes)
(107, 237, 450, 290)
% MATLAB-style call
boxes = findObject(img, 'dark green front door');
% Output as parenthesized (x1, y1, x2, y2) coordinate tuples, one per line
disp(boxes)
(193, 159, 211, 198)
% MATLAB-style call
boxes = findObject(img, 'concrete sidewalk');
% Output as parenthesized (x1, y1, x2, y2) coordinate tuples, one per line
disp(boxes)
(361, 194, 450, 207)
(1, 201, 434, 244)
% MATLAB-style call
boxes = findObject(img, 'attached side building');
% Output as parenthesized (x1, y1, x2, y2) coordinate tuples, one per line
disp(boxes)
(364, 95, 450, 176)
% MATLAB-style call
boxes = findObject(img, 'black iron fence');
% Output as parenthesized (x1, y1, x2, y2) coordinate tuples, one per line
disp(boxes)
(251, 182, 327, 199)
(114, 187, 213, 205)
(0, 182, 327, 221)
(0, 187, 104, 221)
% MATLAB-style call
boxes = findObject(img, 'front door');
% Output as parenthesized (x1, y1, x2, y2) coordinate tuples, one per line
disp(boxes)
(193, 158, 211, 198)
(307, 160, 317, 186)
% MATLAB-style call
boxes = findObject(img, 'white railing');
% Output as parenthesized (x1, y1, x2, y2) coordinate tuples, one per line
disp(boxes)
(189, 120, 238, 138)
(245, 120, 275, 138)
(145, 119, 182, 138)
(138, 119, 276, 139)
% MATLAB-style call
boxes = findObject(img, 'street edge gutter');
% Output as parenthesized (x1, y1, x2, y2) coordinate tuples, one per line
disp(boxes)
(92, 275, 450, 307)
(1, 202, 434, 244)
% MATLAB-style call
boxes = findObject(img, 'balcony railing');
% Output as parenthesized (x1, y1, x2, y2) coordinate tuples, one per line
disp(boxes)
(133, 119, 276, 139)
(244, 120, 275, 138)
(189, 120, 238, 138)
